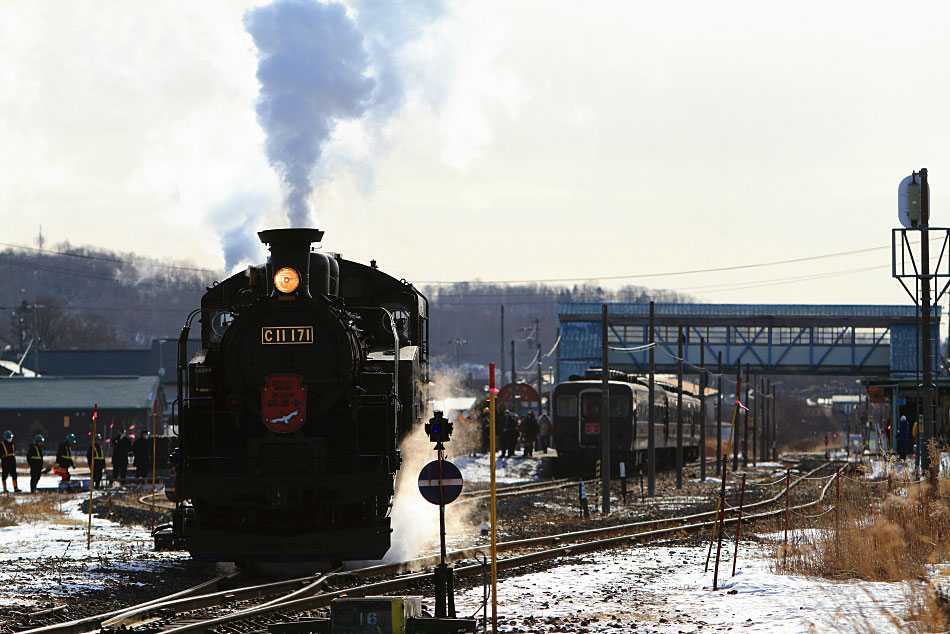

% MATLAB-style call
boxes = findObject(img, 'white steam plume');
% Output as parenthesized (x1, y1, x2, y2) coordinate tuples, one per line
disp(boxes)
(244, 0, 375, 226)
(385, 367, 475, 563)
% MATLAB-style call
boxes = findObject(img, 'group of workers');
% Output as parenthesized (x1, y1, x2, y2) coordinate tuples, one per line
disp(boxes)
(477, 407, 553, 458)
(0, 429, 154, 494)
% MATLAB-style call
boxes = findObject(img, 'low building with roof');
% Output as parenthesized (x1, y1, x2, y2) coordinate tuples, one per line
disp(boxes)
(0, 376, 165, 448)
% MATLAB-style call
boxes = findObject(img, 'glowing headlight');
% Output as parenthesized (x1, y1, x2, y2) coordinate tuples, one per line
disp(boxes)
(273, 267, 300, 293)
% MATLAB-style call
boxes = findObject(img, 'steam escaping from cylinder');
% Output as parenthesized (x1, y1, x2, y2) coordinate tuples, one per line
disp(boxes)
(385, 367, 475, 563)
(244, 0, 375, 226)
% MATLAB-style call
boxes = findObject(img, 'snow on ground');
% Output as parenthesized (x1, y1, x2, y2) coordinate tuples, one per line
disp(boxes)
(452, 450, 554, 485)
(0, 485, 187, 607)
(451, 537, 914, 633)
(0, 457, 935, 629)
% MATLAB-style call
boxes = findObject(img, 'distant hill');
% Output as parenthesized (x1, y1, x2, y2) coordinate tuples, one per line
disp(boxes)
(0, 242, 689, 370)
(0, 243, 213, 352)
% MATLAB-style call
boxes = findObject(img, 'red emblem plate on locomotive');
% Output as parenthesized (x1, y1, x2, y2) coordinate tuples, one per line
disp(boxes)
(261, 374, 307, 433)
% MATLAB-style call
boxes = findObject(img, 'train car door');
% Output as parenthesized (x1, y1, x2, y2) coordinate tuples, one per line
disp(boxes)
(578, 389, 602, 448)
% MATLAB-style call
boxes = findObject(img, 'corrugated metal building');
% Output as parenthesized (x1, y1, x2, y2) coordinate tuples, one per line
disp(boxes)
(0, 376, 164, 447)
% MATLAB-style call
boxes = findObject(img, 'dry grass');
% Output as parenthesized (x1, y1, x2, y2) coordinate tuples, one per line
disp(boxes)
(774, 446, 950, 632)
(776, 451, 950, 581)
(0, 493, 80, 527)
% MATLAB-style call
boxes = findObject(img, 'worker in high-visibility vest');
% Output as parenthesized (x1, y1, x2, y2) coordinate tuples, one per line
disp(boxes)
(55, 434, 76, 481)
(86, 434, 106, 489)
(27, 435, 47, 493)
(1, 431, 20, 493)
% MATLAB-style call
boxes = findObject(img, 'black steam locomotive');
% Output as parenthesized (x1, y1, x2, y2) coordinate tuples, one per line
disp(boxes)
(158, 228, 428, 564)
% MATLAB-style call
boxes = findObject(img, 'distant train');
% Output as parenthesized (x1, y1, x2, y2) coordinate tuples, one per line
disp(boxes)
(552, 369, 702, 475)
(158, 228, 428, 564)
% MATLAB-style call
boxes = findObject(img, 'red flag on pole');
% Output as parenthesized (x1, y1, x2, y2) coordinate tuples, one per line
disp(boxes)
(93, 404, 98, 420)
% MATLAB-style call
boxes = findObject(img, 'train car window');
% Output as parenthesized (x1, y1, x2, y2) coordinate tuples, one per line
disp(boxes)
(581, 393, 600, 418)
(609, 396, 628, 416)
(556, 395, 577, 416)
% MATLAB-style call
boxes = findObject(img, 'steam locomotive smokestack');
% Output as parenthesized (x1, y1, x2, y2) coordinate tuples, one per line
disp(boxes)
(258, 228, 324, 298)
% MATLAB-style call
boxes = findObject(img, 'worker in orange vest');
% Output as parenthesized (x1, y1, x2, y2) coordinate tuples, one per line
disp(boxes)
(1, 431, 20, 493)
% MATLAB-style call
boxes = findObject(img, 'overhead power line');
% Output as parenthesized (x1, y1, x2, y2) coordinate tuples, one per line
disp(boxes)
(416, 238, 938, 285)
(0, 256, 207, 291)
(0, 241, 218, 274)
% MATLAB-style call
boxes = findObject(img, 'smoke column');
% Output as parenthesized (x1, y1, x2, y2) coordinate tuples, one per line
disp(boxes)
(244, 0, 375, 226)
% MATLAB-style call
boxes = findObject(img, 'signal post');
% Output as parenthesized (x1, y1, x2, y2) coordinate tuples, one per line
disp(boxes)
(417, 412, 475, 632)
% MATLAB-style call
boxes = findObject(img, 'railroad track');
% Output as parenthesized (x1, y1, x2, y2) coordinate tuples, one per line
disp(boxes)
(17, 458, 835, 634)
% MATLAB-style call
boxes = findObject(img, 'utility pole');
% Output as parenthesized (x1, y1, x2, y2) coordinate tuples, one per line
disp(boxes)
(920, 168, 934, 471)
(732, 362, 741, 472)
(749, 377, 762, 467)
(676, 327, 683, 489)
(699, 339, 707, 482)
(772, 384, 778, 460)
(742, 368, 750, 468)
(600, 304, 610, 515)
(500, 306, 505, 394)
(510, 340, 516, 386)
(716, 352, 723, 476)
(31, 304, 39, 375)
(762, 379, 772, 460)
(648, 301, 656, 496)
(893, 168, 942, 471)
(554, 327, 561, 385)
(535, 318, 543, 416)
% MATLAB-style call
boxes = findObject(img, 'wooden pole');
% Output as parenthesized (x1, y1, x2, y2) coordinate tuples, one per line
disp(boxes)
(731, 473, 746, 576)
(711, 468, 728, 589)
(834, 466, 841, 554)
(783, 469, 790, 570)
(489, 363, 499, 634)
(87, 403, 97, 550)
(711, 373, 743, 584)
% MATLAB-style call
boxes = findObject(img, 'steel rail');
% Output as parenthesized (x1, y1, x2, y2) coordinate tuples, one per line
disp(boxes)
(22, 459, 830, 634)
(14, 572, 240, 634)
(100, 572, 340, 629)
(85, 464, 827, 633)
(160, 462, 839, 634)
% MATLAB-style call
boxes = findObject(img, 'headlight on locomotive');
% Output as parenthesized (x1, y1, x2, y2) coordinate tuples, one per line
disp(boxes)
(273, 267, 300, 294)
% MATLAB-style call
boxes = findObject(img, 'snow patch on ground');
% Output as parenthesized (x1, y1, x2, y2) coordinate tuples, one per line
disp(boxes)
(0, 490, 186, 607)
(451, 540, 917, 633)
(453, 451, 552, 485)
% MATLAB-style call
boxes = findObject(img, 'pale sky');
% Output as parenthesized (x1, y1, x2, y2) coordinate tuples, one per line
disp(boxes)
(2, 0, 949, 306)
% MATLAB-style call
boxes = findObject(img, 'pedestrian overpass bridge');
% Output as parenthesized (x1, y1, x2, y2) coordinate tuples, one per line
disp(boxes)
(558, 303, 940, 378)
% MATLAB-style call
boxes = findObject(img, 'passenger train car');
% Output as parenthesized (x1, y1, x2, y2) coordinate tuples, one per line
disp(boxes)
(552, 370, 702, 475)
(157, 228, 428, 564)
